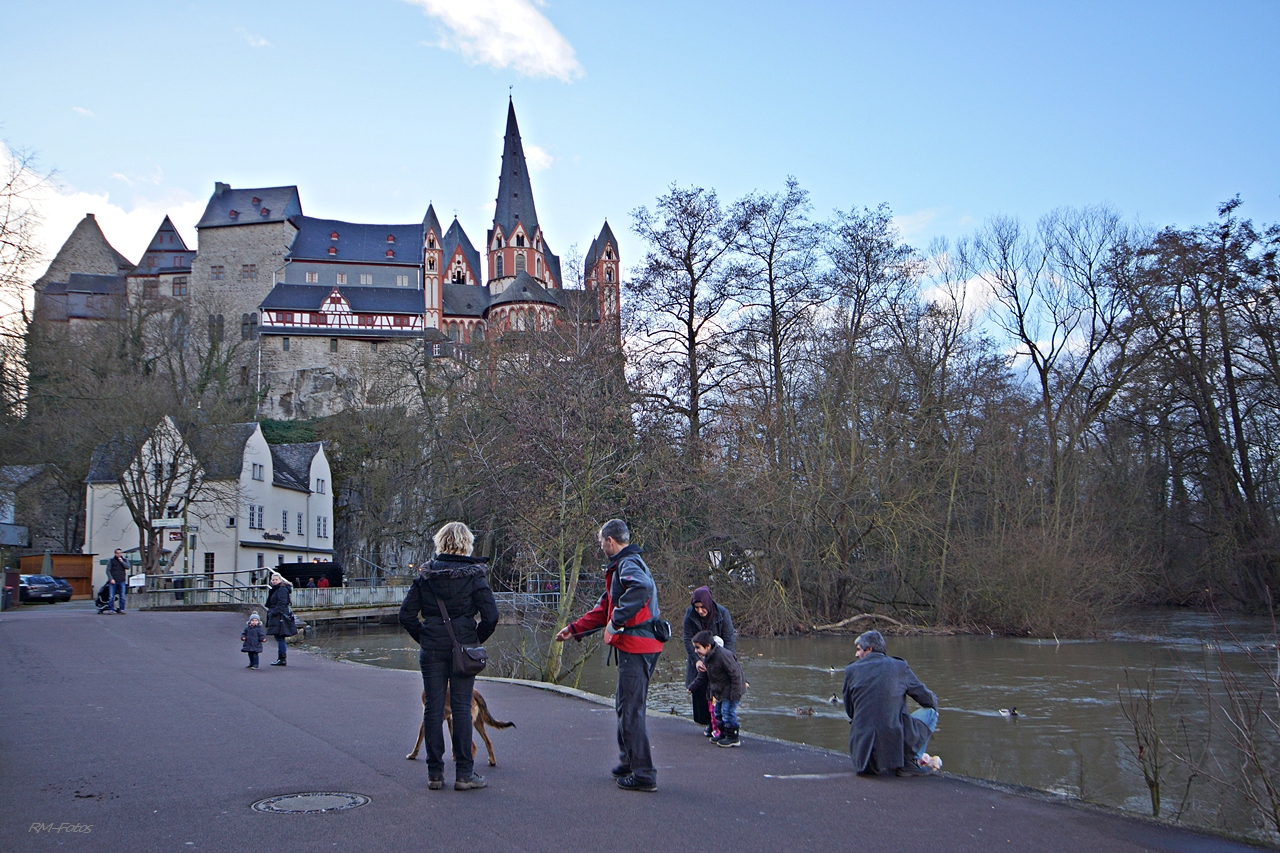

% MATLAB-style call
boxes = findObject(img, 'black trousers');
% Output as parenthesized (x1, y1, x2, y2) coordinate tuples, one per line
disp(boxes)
(616, 650, 660, 784)
(690, 682, 711, 725)
(419, 648, 476, 777)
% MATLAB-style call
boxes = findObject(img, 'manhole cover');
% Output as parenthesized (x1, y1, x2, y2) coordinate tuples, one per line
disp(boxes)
(251, 792, 370, 814)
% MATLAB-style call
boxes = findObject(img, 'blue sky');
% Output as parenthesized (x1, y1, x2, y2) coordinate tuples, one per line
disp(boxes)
(3, 0, 1277, 273)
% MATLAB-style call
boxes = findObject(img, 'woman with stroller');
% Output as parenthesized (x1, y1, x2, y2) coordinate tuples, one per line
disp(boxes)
(682, 587, 735, 736)
(264, 572, 297, 666)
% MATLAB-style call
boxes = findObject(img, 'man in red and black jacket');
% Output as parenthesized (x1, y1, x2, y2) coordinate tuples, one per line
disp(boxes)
(555, 519, 663, 792)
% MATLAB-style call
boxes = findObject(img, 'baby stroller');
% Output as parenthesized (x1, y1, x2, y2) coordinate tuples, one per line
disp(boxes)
(95, 582, 113, 614)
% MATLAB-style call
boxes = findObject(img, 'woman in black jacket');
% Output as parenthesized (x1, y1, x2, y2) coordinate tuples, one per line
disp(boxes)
(264, 572, 297, 666)
(683, 586, 735, 734)
(399, 522, 499, 792)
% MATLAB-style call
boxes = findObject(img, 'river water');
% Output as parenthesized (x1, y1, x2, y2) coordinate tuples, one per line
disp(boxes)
(302, 608, 1278, 840)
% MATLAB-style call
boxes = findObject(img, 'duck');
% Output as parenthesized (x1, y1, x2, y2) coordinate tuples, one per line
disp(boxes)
(667, 706, 679, 715)
(828, 694, 840, 705)
(999, 707, 1018, 717)
(795, 707, 815, 716)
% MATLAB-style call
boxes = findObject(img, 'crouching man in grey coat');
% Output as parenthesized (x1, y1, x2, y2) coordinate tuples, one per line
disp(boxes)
(842, 630, 940, 776)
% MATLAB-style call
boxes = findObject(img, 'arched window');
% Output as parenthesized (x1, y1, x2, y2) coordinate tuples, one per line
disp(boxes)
(606, 267, 614, 283)
(452, 266, 466, 284)
(496, 255, 504, 278)
(536, 257, 542, 278)
(516, 234, 525, 247)
(427, 257, 436, 272)
(515, 252, 526, 274)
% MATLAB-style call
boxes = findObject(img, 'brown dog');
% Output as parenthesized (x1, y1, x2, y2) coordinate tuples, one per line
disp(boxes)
(406, 685, 516, 767)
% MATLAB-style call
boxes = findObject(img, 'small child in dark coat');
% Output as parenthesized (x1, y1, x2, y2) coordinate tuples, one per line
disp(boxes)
(241, 613, 266, 669)
(688, 629, 746, 747)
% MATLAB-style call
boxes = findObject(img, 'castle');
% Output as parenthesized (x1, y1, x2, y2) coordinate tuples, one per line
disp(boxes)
(32, 100, 622, 419)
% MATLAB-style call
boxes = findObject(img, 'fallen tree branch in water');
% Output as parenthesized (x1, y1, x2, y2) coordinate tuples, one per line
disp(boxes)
(812, 613, 906, 632)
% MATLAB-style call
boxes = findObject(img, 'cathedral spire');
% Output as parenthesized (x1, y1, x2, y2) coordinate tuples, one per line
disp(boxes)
(492, 99, 538, 238)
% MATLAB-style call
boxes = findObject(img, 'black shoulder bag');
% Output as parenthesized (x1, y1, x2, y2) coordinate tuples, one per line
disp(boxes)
(427, 580, 488, 676)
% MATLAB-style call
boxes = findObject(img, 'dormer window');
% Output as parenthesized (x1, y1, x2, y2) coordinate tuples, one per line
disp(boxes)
(328, 246, 337, 255)
(386, 234, 396, 243)
(386, 249, 395, 258)
(228, 210, 239, 219)
(330, 231, 339, 240)
(260, 207, 270, 216)
(251, 197, 260, 206)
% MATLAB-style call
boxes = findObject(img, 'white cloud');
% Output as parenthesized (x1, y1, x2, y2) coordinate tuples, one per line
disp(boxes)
(72, 106, 94, 117)
(524, 143, 553, 171)
(892, 208, 939, 239)
(405, 0, 583, 82)
(236, 27, 272, 48)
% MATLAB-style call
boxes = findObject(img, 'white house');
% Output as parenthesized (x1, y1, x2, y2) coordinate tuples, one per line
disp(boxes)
(84, 418, 334, 590)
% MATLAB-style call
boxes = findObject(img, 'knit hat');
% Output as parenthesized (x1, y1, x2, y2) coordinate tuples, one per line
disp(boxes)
(249, 612, 261, 622)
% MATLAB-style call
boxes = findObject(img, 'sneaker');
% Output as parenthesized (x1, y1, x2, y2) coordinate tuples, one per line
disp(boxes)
(610, 764, 631, 779)
(616, 774, 657, 792)
(896, 764, 937, 777)
(428, 775, 444, 790)
(919, 753, 942, 771)
(703, 724, 714, 738)
(454, 774, 488, 791)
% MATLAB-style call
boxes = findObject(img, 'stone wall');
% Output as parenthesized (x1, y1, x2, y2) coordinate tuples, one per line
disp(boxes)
(256, 332, 423, 419)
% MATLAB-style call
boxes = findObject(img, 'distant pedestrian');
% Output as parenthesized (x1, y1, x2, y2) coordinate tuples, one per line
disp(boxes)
(842, 630, 940, 776)
(687, 630, 746, 747)
(264, 572, 297, 666)
(317, 576, 330, 589)
(241, 613, 266, 669)
(683, 586, 735, 735)
(399, 521, 499, 792)
(306, 577, 317, 588)
(555, 519, 664, 792)
(106, 549, 129, 614)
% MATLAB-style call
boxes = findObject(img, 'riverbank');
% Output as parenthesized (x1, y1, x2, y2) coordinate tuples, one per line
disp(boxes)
(0, 604, 1262, 852)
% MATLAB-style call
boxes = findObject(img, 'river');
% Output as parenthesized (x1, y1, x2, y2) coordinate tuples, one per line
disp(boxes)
(302, 608, 1278, 840)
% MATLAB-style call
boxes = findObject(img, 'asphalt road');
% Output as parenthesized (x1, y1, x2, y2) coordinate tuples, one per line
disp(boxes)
(0, 604, 1260, 853)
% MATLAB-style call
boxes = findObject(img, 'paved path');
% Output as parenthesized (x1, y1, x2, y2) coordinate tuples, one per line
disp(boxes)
(0, 604, 1258, 853)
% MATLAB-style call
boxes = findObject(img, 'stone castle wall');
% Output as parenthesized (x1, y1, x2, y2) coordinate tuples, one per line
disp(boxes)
(257, 333, 422, 420)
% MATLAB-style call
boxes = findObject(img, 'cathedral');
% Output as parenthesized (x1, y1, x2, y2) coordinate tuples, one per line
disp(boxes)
(32, 100, 622, 419)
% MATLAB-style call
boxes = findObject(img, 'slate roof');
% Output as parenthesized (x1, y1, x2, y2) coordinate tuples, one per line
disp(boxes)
(270, 443, 321, 493)
(441, 217, 481, 280)
(556, 288, 600, 324)
(288, 216, 424, 265)
(35, 214, 134, 290)
(259, 284, 425, 314)
(542, 238, 562, 288)
(197, 183, 302, 229)
(422, 205, 443, 242)
(0, 465, 52, 491)
(492, 100, 539, 239)
(584, 220, 619, 279)
(442, 283, 488, 317)
(133, 216, 196, 275)
(86, 434, 141, 484)
(37, 274, 128, 321)
(184, 423, 259, 481)
(488, 271, 562, 310)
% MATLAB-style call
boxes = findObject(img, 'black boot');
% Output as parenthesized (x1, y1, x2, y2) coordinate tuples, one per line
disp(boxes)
(270, 654, 287, 666)
(716, 725, 740, 747)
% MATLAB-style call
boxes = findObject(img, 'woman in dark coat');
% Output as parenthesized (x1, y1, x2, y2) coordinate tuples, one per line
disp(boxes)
(264, 572, 297, 666)
(399, 522, 499, 792)
(682, 587, 735, 734)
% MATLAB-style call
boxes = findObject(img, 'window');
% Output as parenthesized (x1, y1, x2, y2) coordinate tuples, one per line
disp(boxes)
(143, 281, 159, 299)
(240, 366, 249, 386)
(385, 249, 395, 258)
(371, 341, 378, 352)
(496, 255, 504, 277)
(228, 516, 237, 528)
(204, 553, 215, 571)
(336, 273, 347, 285)
(396, 275, 409, 287)
(152, 461, 163, 482)
(329, 338, 338, 353)
(172, 277, 188, 297)
(297, 512, 304, 535)
(427, 258, 436, 272)
(515, 252, 526, 273)
(328, 246, 337, 256)
(282, 510, 289, 531)
(386, 234, 396, 243)
(282, 337, 290, 351)
(315, 478, 326, 494)
(242, 313, 252, 341)
(252, 463, 264, 481)
(516, 234, 525, 247)
(394, 315, 408, 326)
(360, 274, 373, 285)
(357, 314, 374, 326)
(330, 231, 339, 240)
(536, 257, 541, 278)
(257, 553, 264, 568)
(241, 264, 257, 280)
(210, 265, 225, 280)
(606, 267, 614, 283)
(452, 267, 466, 283)
(312, 313, 326, 325)
(305, 271, 318, 284)
(277, 554, 284, 566)
(428, 235, 436, 248)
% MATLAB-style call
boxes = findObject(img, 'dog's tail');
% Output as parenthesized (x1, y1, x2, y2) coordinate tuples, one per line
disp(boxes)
(474, 692, 516, 729)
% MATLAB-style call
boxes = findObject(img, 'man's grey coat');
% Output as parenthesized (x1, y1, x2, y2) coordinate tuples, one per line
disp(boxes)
(842, 651, 938, 774)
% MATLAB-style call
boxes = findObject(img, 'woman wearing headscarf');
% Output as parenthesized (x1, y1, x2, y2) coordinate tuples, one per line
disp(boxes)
(399, 521, 499, 791)
(264, 572, 297, 666)
(682, 587, 735, 735)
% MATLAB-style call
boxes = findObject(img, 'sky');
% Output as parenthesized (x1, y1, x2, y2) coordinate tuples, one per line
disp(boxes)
(3, 0, 1277, 279)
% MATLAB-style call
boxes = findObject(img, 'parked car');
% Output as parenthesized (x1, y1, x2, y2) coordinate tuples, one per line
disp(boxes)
(19, 574, 61, 603)
(51, 577, 74, 602)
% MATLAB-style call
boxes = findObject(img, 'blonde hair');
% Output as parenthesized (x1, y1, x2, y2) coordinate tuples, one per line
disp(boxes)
(269, 572, 290, 587)
(434, 521, 475, 557)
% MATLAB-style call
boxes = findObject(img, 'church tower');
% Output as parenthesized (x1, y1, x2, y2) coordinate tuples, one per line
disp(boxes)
(487, 99, 561, 293)
(583, 220, 621, 325)
(422, 204, 443, 330)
